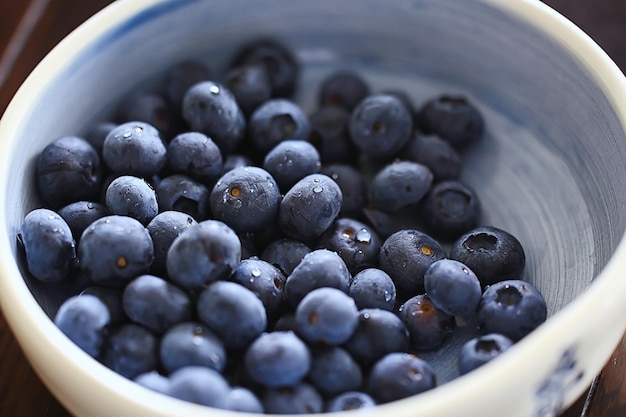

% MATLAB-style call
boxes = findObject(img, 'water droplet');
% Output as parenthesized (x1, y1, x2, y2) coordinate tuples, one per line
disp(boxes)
(312, 186, 323, 193)
(209, 84, 220, 94)
(286, 159, 293, 166)
(331, 172, 339, 180)
(192, 336, 202, 346)
(122, 131, 132, 138)
(87, 202, 94, 209)
(362, 312, 370, 320)
(355, 228, 372, 244)
(384, 291, 392, 302)
(251, 268, 262, 277)
(233, 200, 243, 209)
(134, 126, 144, 133)
(313, 177, 321, 183)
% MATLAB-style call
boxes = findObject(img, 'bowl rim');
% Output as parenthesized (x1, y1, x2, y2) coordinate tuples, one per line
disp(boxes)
(1, 0, 626, 415)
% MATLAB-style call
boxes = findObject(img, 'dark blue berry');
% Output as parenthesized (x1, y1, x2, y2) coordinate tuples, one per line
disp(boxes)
(248, 99, 311, 153)
(348, 268, 396, 311)
(231, 258, 287, 319)
(221, 153, 253, 175)
(166, 219, 241, 290)
(225, 62, 272, 117)
(285, 249, 351, 308)
(134, 371, 171, 395)
(295, 287, 358, 345)
(477, 279, 547, 341)
(260, 238, 312, 276)
(146, 210, 197, 275)
(18, 208, 76, 282)
(320, 164, 367, 217)
(325, 391, 376, 412)
(79, 215, 153, 287)
(450, 225, 526, 287)
(369, 161, 433, 212)
(163, 60, 212, 108)
(36, 136, 102, 209)
(102, 121, 166, 177)
(58, 201, 110, 243)
(279, 173, 342, 241)
(155, 174, 210, 220)
(344, 308, 409, 367)
(210, 166, 281, 233)
(244, 331, 311, 388)
(318, 70, 369, 111)
(308, 106, 356, 165)
(379, 229, 446, 295)
(101, 323, 159, 379)
(166, 131, 223, 183)
(458, 333, 514, 375)
(115, 92, 177, 140)
(227, 387, 265, 413)
(362, 207, 398, 239)
(418, 95, 484, 150)
(122, 274, 192, 334)
(424, 259, 482, 317)
(404, 134, 462, 181)
(105, 175, 158, 225)
(367, 353, 437, 403)
(159, 322, 226, 374)
(398, 294, 456, 351)
(307, 346, 362, 397)
(168, 366, 232, 409)
(263, 383, 323, 414)
(317, 217, 381, 274)
(197, 281, 267, 350)
(419, 180, 481, 240)
(349, 94, 413, 159)
(54, 294, 110, 357)
(182, 81, 246, 153)
(263, 140, 321, 192)
(80, 286, 127, 327)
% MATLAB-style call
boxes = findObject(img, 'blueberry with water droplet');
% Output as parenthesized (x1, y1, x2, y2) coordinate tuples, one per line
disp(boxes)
(103, 121, 166, 177)
(263, 140, 321, 192)
(159, 322, 226, 374)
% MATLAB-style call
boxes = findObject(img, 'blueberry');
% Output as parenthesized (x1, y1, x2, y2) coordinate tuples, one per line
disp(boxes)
(344, 308, 409, 367)
(263, 383, 323, 414)
(182, 81, 246, 153)
(85, 121, 117, 155)
(362, 207, 398, 239)
(163, 60, 212, 108)
(417, 94, 484, 150)
(155, 174, 210, 220)
(308, 106, 357, 165)
(166, 132, 223, 183)
(122, 275, 192, 334)
(134, 371, 171, 395)
(260, 238, 312, 276)
(58, 201, 110, 243)
(320, 164, 367, 217)
(210, 166, 281, 233)
(227, 387, 265, 413)
(244, 331, 311, 388)
(159, 322, 226, 374)
(279, 174, 342, 242)
(54, 294, 110, 357)
(146, 210, 197, 275)
(197, 281, 268, 350)
(369, 161, 433, 212)
(115, 92, 177, 140)
(419, 180, 481, 240)
(221, 153, 253, 175)
(348, 268, 396, 311)
(325, 391, 376, 412)
(263, 140, 321, 192)
(317, 218, 381, 274)
(349, 94, 413, 160)
(318, 70, 369, 111)
(398, 294, 456, 351)
(36, 136, 102, 209)
(78, 215, 154, 287)
(379, 229, 446, 295)
(168, 366, 232, 409)
(450, 225, 526, 287)
(102, 121, 167, 177)
(248, 98, 311, 153)
(231, 258, 287, 319)
(18, 208, 76, 282)
(80, 286, 127, 326)
(295, 287, 358, 345)
(477, 279, 547, 341)
(458, 333, 514, 375)
(307, 346, 362, 397)
(424, 259, 482, 317)
(101, 323, 159, 379)
(285, 249, 351, 308)
(105, 175, 158, 225)
(404, 134, 462, 181)
(366, 353, 437, 404)
(166, 219, 241, 290)
(230, 38, 299, 98)
(225, 62, 273, 117)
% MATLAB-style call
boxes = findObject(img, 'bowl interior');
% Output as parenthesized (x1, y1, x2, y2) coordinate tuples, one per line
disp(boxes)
(3, 0, 626, 387)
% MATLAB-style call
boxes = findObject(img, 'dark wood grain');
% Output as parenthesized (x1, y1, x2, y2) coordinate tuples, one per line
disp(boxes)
(0, 1, 624, 416)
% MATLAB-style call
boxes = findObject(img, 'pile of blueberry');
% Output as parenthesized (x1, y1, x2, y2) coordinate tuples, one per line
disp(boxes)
(18, 39, 548, 413)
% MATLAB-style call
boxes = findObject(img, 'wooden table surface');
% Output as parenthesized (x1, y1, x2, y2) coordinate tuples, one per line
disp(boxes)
(0, 1, 625, 416)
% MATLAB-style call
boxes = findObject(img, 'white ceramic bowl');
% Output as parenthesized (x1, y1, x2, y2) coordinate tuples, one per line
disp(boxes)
(1, 0, 626, 416)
